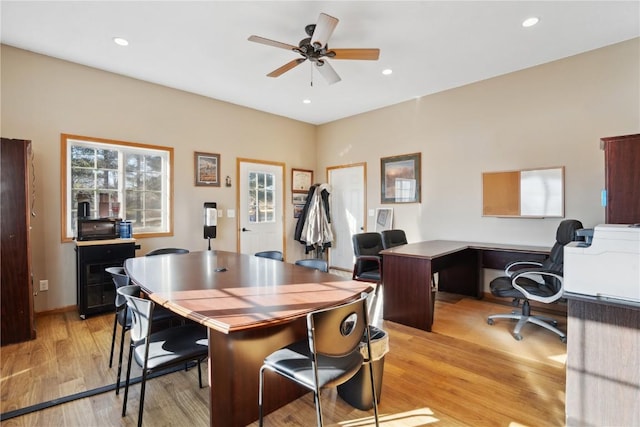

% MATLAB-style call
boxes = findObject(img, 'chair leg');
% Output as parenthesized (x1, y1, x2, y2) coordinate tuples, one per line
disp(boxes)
(258, 366, 265, 427)
(137, 370, 147, 427)
(367, 357, 380, 427)
(197, 359, 203, 388)
(116, 322, 127, 395)
(313, 389, 324, 427)
(109, 313, 118, 368)
(122, 342, 134, 417)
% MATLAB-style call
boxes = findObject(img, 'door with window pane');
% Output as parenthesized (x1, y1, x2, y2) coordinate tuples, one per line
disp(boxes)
(238, 159, 284, 256)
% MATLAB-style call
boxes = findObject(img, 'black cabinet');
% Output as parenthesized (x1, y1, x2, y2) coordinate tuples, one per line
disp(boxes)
(76, 241, 135, 319)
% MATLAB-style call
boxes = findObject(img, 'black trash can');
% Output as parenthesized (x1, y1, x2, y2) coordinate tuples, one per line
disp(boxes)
(337, 325, 389, 410)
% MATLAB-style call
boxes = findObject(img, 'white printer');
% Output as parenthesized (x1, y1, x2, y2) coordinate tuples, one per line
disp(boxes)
(564, 224, 640, 303)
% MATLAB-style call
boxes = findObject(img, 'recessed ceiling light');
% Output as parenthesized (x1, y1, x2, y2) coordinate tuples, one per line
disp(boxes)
(113, 37, 129, 46)
(522, 17, 540, 28)
(382, 69, 393, 76)
(302, 99, 311, 104)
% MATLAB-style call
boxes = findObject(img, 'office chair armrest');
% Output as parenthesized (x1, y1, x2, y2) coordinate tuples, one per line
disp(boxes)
(511, 269, 564, 304)
(504, 260, 544, 276)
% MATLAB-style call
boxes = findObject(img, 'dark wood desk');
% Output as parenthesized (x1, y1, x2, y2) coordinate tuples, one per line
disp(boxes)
(124, 250, 372, 427)
(380, 240, 549, 332)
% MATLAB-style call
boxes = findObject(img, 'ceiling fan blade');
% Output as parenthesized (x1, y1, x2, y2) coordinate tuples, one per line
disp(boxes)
(248, 35, 298, 51)
(329, 48, 380, 60)
(267, 58, 306, 77)
(311, 13, 339, 48)
(315, 60, 341, 85)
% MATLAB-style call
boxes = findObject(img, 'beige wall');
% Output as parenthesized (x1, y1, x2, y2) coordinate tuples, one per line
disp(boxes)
(317, 38, 639, 250)
(2, 38, 638, 312)
(1, 45, 317, 312)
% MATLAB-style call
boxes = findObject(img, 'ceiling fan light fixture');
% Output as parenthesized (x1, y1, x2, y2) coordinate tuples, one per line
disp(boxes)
(522, 17, 540, 28)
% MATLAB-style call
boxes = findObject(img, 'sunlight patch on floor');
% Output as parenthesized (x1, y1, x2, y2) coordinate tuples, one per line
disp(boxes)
(339, 407, 439, 426)
(548, 352, 567, 364)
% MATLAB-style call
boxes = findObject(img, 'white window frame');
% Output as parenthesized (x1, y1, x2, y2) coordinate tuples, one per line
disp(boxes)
(61, 134, 174, 242)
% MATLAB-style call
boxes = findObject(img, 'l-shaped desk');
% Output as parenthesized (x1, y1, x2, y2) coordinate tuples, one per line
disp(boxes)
(380, 240, 550, 332)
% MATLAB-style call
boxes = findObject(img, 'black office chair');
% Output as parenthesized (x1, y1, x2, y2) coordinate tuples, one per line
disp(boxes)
(352, 232, 383, 284)
(119, 285, 208, 427)
(255, 250, 284, 261)
(487, 219, 584, 342)
(145, 247, 190, 256)
(105, 266, 176, 395)
(295, 258, 329, 273)
(380, 229, 407, 249)
(258, 292, 379, 427)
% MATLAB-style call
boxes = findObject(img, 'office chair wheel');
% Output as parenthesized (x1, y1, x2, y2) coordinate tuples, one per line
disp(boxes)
(487, 319, 494, 325)
(560, 336, 567, 343)
(551, 320, 558, 326)
(513, 333, 523, 341)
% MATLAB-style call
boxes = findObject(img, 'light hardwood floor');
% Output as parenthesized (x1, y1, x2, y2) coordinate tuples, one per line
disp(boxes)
(1, 295, 567, 426)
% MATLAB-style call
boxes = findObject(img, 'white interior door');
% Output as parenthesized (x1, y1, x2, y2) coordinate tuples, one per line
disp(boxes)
(238, 159, 285, 256)
(328, 163, 366, 271)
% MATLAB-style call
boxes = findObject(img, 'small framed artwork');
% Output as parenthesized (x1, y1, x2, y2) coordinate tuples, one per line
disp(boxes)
(293, 204, 305, 218)
(292, 193, 308, 205)
(292, 168, 313, 193)
(381, 152, 421, 203)
(375, 208, 393, 232)
(195, 152, 220, 187)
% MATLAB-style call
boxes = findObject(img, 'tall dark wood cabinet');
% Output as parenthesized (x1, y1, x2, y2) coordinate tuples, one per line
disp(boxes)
(1, 138, 36, 346)
(601, 133, 640, 224)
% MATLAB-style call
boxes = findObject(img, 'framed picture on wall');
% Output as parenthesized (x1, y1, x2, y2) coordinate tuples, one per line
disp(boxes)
(381, 152, 421, 203)
(195, 152, 220, 187)
(375, 208, 393, 232)
(292, 193, 308, 205)
(292, 168, 313, 193)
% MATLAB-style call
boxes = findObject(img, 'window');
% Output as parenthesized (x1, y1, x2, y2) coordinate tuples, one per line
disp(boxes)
(247, 171, 275, 223)
(61, 134, 173, 241)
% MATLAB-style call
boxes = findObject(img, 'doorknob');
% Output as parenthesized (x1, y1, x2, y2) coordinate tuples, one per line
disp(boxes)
(242, 227, 252, 232)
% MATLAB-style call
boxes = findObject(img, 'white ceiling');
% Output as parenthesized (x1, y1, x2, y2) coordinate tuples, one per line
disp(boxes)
(1, 1, 638, 125)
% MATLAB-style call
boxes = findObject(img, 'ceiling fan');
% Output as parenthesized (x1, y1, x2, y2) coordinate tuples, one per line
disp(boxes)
(248, 13, 380, 85)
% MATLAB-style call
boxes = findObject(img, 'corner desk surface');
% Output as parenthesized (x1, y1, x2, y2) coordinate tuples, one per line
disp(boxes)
(380, 240, 550, 332)
(124, 250, 372, 427)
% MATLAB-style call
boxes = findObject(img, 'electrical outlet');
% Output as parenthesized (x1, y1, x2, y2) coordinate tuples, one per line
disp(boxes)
(39, 280, 49, 291)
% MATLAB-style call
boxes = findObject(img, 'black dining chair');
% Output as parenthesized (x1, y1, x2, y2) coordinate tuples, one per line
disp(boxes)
(145, 247, 190, 256)
(258, 292, 379, 426)
(255, 250, 284, 261)
(105, 266, 176, 395)
(294, 258, 329, 272)
(119, 285, 209, 427)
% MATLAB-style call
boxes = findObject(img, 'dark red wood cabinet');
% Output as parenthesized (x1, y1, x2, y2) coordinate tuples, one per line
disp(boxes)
(601, 134, 640, 224)
(1, 138, 36, 346)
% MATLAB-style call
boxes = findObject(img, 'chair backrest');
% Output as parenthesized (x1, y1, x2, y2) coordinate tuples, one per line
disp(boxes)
(307, 293, 369, 358)
(295, 259, 329, 273)
(117, 285, 153, 343)
(352, 232, 383, 257)
(106, 266, 130, 308)
(145, 248, 190, 256)
(255, 250, 284, 261)
(543, 219, 584, 288)
(381, 229, 408, 249)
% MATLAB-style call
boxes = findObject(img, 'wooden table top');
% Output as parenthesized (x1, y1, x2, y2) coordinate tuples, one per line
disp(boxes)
(124, 250, 372, 334)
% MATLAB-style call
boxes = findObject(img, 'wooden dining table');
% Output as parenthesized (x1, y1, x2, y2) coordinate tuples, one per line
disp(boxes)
(124, 250, 372, 427)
